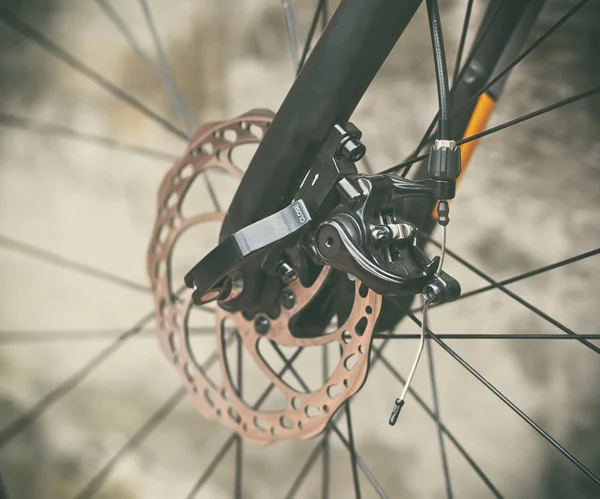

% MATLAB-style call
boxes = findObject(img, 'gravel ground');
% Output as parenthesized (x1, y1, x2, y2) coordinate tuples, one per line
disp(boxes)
(0, 1, 599, 498)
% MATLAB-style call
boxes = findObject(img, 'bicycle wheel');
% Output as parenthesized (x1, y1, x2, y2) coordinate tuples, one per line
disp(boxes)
(0, 0, 599, 498)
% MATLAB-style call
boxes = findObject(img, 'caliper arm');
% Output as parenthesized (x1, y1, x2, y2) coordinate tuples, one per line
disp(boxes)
(184, 200, 312, 305)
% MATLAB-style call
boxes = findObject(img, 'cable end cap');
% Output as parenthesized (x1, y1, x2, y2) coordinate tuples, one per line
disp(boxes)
(389, 398, 405, 426)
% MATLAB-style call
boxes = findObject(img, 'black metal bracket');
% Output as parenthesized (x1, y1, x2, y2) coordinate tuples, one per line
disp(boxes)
(184, 123, 460, 310)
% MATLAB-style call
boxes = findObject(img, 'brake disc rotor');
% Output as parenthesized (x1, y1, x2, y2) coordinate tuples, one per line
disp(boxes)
(147, 109, 382, 444)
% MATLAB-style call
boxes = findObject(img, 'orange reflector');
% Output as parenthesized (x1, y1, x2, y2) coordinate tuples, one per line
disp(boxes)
(432, 92, 496, 218)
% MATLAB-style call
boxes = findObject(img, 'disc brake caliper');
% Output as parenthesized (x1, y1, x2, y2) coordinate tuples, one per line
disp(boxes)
(185, 123, 460, 307)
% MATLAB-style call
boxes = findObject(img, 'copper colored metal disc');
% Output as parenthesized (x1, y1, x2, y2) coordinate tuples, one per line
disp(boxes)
(147, 109, 382, 444)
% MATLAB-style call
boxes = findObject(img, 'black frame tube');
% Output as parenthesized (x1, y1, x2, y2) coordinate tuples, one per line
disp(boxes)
(221, 0, 423, 239)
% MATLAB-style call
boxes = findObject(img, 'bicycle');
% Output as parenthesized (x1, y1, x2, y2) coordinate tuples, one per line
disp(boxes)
(0, 0, 599, 498)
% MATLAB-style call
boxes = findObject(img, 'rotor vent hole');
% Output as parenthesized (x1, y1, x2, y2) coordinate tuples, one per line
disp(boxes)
(204, 388, 215, 408)
(344, 354, 358, 371)
(291, 397, 301, 410)
(158, 225, 169, 243)
(359, 283, 369, 298)
(254, 416, 269, 432)
(358, 344, 364, 354)
(355, 317, 368, 336)
(228, 407, 241, 424)
(154, 261, 166, 279)
(165, 192, 179, 209)
(249, 123, 264, 139)
(183, 362, 194, 382)
(305, 405, 321, 418)
(180, 164, 194, 179)
(229, 143, 259, 172)
(168, 332, 179, 354)
(280, 416, 295, 429)
(341, 330, 352, 344)
(327, 384, 342, 398)
(223, 129, 237, 143)
(201, 143, 215, 155)
(365, 305, 373, 315)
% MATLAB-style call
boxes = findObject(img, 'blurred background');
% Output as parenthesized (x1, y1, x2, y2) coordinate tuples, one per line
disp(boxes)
(0, 0, 599, 497)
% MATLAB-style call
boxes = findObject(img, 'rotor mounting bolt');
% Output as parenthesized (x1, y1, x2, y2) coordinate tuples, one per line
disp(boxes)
(254, 315, 270, 335)
(281, 290, 296, 310)
(276, 261, 298, 284)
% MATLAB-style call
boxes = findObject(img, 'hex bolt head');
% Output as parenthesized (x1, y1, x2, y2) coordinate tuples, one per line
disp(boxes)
(422, 282, 443, 303)
(341, 137, 366, 162)
(276, 261, 298, 284)
(254, 315, 270, 335)
(281, 290, 296, 310)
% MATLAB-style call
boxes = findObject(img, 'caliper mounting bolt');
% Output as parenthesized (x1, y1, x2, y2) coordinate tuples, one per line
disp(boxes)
(254, 315, 270, 335)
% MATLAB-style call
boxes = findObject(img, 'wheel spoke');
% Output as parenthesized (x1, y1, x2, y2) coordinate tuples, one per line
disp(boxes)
(281, 0, 300, 71)
(373, 333, 600, 340)
(74, 389, 186, 499)
(451, 0, 474, 85)
(0, 233, 151, 294)
(184, 434, 238, 499)
(0, 284, 193, 449)
(138, 0, 195, 137)
(388, 0, 592, 177)
(321, 0, 328, 31)
(398, 303, 600, 489)
(284, 432, 330, 499)
(297, 0, 326, 74)
(453, 0, 593, 124)
(0, 307, 155, 449)
(0, 233, 215, 317)
(96, 0, 221, 211)
(0, 326, 213, 344)
(428, 239, 600, 355)
(345, 401, 362, 499)
(393, 0, 503, 177)
(331, 426, 388, 499)
(424, 303, 453, 499)
(270, 343, 386, 498)
(95, 0, 162, 81)
(137, 0, 221, 212)
(372, 345, 503, 498)
(0, 7, 186, 141)
(429, 247, 600, 308)
(322, 345, 330, 499)
(184, 347, 304, 498)
(0, 112, 177, 162)
(456, 85, 600, 146)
